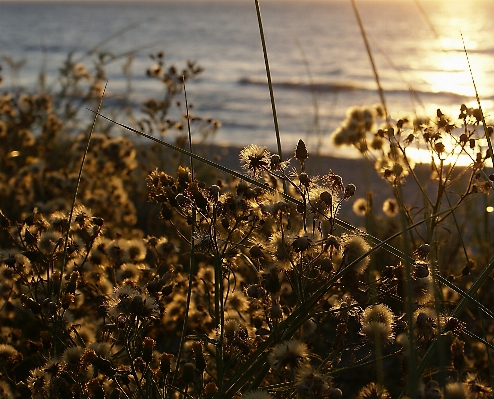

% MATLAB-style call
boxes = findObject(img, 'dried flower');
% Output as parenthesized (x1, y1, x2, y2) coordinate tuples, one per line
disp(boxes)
(353, 198, 368, 216)
(357, 382, 391, 399)
(361, 304, 395, 346)
(269, 339, 309, 371)
(414, 308, 437, 342)
(342, 235, 371, 273)
(296, 366, 331, 398)
(240, 144, 270, 178)
(295, 139, 309, 164)
(292, 235, 312, 253)
(62, 346, 84, 372)
(382, 198, 398, 217)
(444, 382, 468, 399)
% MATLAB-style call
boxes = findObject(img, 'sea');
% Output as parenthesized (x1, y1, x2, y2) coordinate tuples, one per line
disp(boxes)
(1, 0, 493, 160)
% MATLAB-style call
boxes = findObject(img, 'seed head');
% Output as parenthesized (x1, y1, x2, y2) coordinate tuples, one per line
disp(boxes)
(249, 244, 265, 260)
(382, 198, 398, 217)
(352, 198, 368, 216)
(269, 154, 289, 172)
(299, 172, 311, 187)
(239, 144, 270, 178)
(269, 339, 309, 371)
(292, 235, 312, 253)
(344, 184, 356, 199)
(62, 346, 84, 371)
(357, 382, 391, 399)
(38, 231, 63, 255)
(361, 304, 395, 346)
(296, 366, 331, 397)
(342, 235, 370, 273)
(411, 275, 434, 305)
(414, 308, 437, 342)
(444, 382, 468, 399)
(127, 239, 146, 261)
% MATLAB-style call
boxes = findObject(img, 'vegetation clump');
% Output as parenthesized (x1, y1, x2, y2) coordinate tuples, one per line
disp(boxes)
(0, 10, 493, 399)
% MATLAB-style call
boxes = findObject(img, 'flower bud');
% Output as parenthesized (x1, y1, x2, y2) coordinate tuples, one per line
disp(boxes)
(295, 139, 309, 163)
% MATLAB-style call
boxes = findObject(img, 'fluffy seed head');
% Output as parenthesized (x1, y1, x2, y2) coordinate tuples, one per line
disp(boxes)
(342, 235, 371, 273)
(296, 366, 331, 397)
(352, 198, 368, 216)
(357, 382, 391, 399)
(239, 144, 270, 178)
(382, 198, 398, 217)
(361, 304, 395, 346)
(269, 340, 309, 371)
(444, 382, 468, 399)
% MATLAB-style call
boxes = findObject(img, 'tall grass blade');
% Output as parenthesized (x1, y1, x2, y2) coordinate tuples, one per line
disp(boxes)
(461, 32, 494, 171)
(171, 77, 197, 390)
(350, 0, 388, 121)
(59, 81, 108, 300)
(253, 0, 287, 195)
(461, 32, 494, 388)
(291, 34, 321, 151)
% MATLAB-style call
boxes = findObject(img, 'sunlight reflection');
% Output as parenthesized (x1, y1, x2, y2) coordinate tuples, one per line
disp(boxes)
(418, 51, 491, 98)
(404, 133, 491, 167)
(411, 1, 492, 99)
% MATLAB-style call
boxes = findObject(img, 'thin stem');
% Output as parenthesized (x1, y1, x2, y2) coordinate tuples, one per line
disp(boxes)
(171, 79, 197, 392)
(59, 82, 108, 301)
(254, 0, 287, 196)
(350, 0, 389, 122)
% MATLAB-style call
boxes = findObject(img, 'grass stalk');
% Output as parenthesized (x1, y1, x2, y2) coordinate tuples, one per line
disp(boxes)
(461, 32, 494, 388)
(350, 0, 389, 122)
(171, 77, 197, 392)
(461, 33, 494, 171)
(59, 81, 107, 300)
(253, 0, 287, 196)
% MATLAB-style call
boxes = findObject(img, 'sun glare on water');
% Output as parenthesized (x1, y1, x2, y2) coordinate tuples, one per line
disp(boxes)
(404, 135, 489, 167)
(422, 0, 493, 97)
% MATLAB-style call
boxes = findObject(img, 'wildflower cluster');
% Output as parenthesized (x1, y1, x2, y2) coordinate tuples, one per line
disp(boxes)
(0, 43, 492, 399)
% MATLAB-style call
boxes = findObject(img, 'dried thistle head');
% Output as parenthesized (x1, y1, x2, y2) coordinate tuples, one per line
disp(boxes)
(296, 365, 332, 398)
(242, 391, 275, 399)
(382, 198, 398, 217)
(356, 382, 391, 399)
(360, 304, 395, 346)
(352, 197, 368, 216)
(239, 144, 270, 178)
(268, 339, 309, 372)
(341, 234, 371, 273)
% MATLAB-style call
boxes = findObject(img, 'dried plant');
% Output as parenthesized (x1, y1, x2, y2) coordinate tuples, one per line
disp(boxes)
(0, 2, 492, 399)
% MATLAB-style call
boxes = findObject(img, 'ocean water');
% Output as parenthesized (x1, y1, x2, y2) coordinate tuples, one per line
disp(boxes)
(1, 0, 493, 159)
